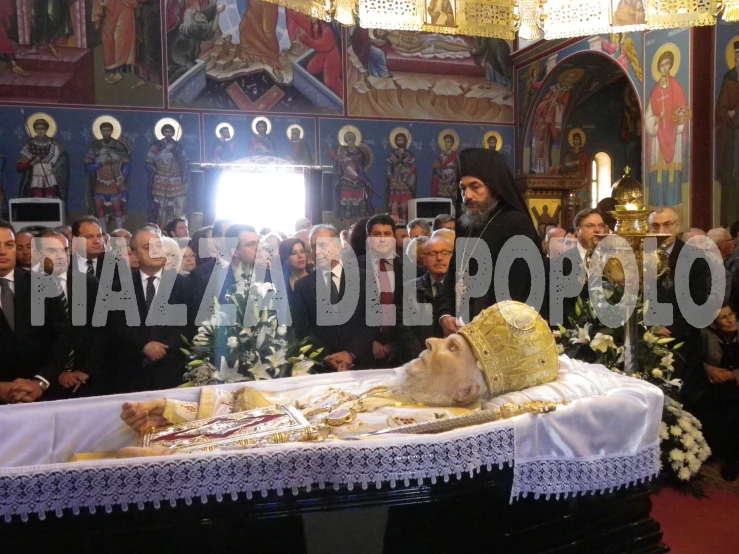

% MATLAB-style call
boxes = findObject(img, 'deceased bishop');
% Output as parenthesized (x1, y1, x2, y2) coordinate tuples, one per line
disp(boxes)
(118, 301, 560, 456)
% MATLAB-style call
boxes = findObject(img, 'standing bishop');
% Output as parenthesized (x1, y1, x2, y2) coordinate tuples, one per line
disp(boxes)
(436, 148, 542, 337)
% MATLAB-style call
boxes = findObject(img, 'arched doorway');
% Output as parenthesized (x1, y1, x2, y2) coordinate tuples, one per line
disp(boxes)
(520, 50, 643, 215)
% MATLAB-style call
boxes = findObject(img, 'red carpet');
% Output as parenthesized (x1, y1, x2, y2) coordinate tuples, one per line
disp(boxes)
(651, 484, 739, 553)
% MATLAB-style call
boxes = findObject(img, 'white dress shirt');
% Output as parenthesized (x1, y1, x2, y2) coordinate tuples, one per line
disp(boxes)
(140, 269, 163, 297)
(0, 270, 15, 310)
(76, 255, 97, 275)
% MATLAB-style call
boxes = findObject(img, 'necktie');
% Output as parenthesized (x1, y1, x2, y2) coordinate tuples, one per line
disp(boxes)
(0, 278, 14, 331)
(433, 281, 442, 298)
(145, 276, 156, 312)
(57, 278, 75, 370)
(378, 260, 394, 329)
(326, 271, 339, 304)
(86, 259, 94, 276)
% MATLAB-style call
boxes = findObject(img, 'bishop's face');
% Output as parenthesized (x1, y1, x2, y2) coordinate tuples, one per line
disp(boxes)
(401, 335, 481, 406)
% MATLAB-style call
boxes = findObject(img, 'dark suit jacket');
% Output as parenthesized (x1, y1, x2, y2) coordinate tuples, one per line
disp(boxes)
(357, 253, 423, 365)
(0, 268, 73, 388)
(106, 270, 197, 393)
(437, 204, 542, 322)
(190, 259, 272, 307)
(51, 269, 107, 398)
(292, 265, 376, 368)
(404, 271, 443, 347)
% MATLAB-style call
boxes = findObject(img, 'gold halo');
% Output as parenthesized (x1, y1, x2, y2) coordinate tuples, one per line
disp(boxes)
(155, 118, 183, 141)
(215, 122, 234, 140)
(725, 36, 739, 70)
(568, 128, 586, 147)
(389, 126, 412, 148)
(483, 131, 503, 151)
(557, 68, 585, 85)
(437, 129, 459, 151)
(92, 115, 122, 140)
(338, 125, 362, 146)
(26, 112, 57, 138)
(651, 43, 681, 81)
(251, 116, 272, 135)
(286, 124, 304, 140)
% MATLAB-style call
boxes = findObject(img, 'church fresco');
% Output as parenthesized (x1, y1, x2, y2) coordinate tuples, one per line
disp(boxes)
(1, 0, 164, 107)
(319, 118, 514, 222)
(202, 113, 316, 164)
(346, 26, 513, 123)
(167, 3, 343, 115)
(515, 32, 644, 175)
(0, 107, 200, 216)
(715, 20, 739, 226)
(644, 28, 691, 212)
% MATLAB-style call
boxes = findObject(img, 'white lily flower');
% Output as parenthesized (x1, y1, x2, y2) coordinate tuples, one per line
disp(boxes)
(590, 333, 615, 353)
(250, 361, 273, 380)
(651, 368, 663, 378)
(256, 326, 267, 349)
(660, 352, 674, 370)
(569, 323, 592, 344)
(266, 347, 287, 368)
(277, 325, 288, 337)
(292, 359, 314, 376)
(227, 336, 239, 349)
(218, 357, 247, 383)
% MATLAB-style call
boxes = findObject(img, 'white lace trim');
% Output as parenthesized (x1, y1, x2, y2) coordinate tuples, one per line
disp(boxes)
(511, 443, 661, 502)
(0, 425, 661, 522)
(0, 426, 515, 522)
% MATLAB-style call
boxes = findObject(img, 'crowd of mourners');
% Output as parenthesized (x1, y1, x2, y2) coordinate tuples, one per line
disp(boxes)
(1, 202, 739, 479)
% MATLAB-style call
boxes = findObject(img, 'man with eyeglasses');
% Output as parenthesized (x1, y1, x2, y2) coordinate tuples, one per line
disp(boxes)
(405, 235, 453, 346)
(555, 208, 606, 322)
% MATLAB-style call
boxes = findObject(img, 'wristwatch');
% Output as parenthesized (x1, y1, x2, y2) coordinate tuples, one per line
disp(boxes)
(33, 378, 50, 391)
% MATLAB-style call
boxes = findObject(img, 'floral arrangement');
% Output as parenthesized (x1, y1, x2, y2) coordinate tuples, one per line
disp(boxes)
(557, 297, 710, 491)
(181, 280, 322, 386)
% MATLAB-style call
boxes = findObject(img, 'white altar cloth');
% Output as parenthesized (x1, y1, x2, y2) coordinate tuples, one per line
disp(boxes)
(0, 356, 664, 522)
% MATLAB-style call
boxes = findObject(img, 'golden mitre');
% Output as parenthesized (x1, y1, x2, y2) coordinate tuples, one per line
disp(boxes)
(458, 301, 559, 397)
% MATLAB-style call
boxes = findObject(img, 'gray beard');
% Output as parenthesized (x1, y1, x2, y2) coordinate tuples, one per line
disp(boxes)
(459, 200, 499, 231)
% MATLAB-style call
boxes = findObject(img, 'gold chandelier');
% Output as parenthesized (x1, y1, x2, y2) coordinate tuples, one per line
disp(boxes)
(264, 0, 733, 40)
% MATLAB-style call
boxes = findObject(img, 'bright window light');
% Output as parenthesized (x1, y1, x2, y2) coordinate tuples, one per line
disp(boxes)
(216, 171, 306, 234)
(590, 152, 612, 207)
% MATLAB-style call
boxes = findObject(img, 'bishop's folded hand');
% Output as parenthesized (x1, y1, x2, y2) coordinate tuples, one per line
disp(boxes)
(121, 400, 168, 432)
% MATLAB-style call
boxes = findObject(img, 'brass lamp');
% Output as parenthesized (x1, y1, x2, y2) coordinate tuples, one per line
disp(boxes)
(592, 167, 670, 375)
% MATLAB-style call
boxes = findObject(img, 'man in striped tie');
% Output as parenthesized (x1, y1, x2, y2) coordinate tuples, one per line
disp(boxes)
(38, 230, 103, 397)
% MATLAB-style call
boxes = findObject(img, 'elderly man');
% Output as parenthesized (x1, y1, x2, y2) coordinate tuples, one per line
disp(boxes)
(682, 228, 706, 242)
(121, 301, 560, 442)
(107, 228, 197, 393)
(437, 149, 541, 336)
(405, 234, 453, 345)
(407, 218, 431, 239)
(543, 226, 566, 258)
(432, 214, 455, 232)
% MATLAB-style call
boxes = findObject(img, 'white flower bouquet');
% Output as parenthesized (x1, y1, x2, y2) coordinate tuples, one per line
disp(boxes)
(181, 280, 322, 386)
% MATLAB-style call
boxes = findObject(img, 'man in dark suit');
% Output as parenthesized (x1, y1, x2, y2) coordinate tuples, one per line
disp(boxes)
(404, 233, 452, 346)
(189, 223, 260, 311)
(292, 224, 376, 370)
(106, 228, 197, 393)
(38, 230, 104, 397)
(0, 220, 72, 403)
(71, 216, 110, 280)
(648, 208, 715, 419)
(358, 214, 420, 366)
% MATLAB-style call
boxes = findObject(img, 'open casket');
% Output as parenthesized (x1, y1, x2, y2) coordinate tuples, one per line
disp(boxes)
(0, 358, 668, 553)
